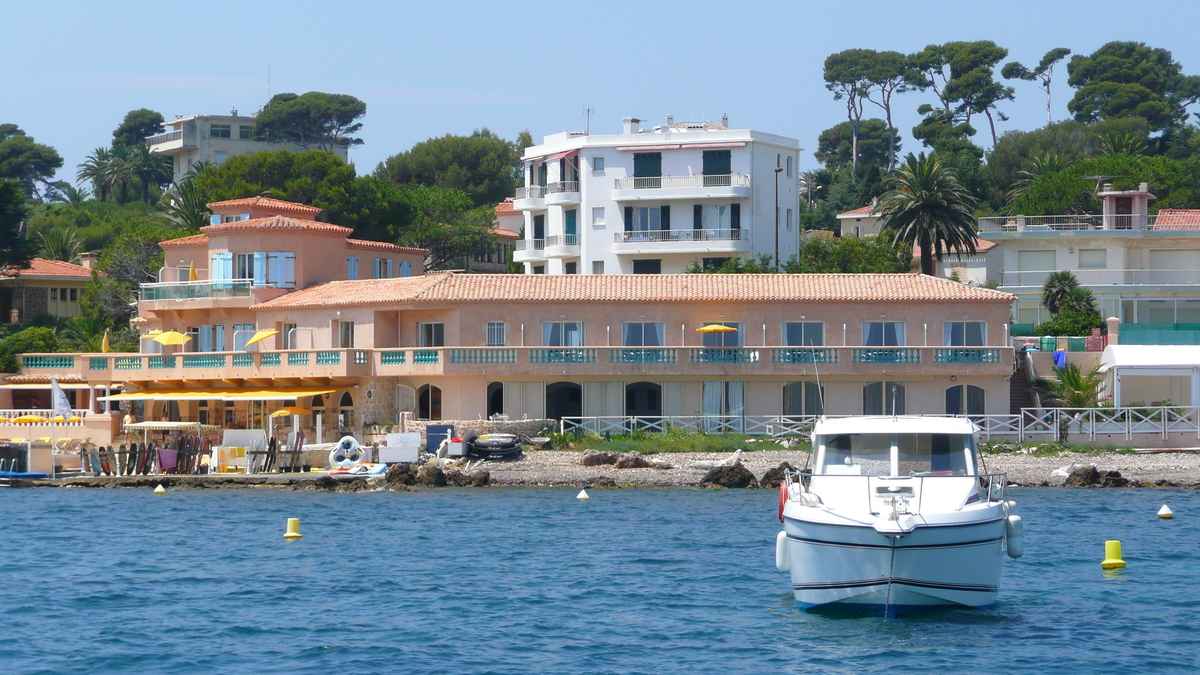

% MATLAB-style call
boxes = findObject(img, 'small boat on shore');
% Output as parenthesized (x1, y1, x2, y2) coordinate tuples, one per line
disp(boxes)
(776, 416, 1023, 615)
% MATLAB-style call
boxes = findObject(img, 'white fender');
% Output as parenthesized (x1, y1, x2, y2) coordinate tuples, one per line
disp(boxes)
(1005, 514, 1024, 559)
(775, 530, 790, 572)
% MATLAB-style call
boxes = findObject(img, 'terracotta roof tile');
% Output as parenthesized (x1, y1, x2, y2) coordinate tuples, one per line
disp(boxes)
(207, 196, 323, 216)
(201, 215, 352, 238)
(255, 273, 1014, 309)
(1153, 209, 1200, 230)
(159, 233, 209, 249)
(345, 239, 429, 255)
(912, 238, 995, 259)
(838, 205, 877, 218)
(1, 258, 94, 278)
(494, 198, 516, 216)
(489, 228, 520, 239)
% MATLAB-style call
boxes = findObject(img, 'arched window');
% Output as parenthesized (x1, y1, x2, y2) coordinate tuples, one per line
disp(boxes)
(863, 382, 905, 415)
(946, 385, 985, 415)
(337, 392, 354, 430)
(545, 382, 582, 420)
(418, 385, 442, 421)
(486, 382, 504, 418)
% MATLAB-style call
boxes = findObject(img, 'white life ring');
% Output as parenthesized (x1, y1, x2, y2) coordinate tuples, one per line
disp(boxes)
(329, 436, 362, 468)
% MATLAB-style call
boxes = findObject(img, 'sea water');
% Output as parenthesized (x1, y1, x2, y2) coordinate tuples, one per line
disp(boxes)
(0, 487, 1197, 674)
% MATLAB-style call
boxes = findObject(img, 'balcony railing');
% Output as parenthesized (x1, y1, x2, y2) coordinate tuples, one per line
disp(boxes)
(515, 185, 547, 199)
(146, 130, 183, 145)
(545, 234, 578, 247)
(141, 279, 254, 302)
(610, 348, 677, 364)
(515, 239, 545, 251)
(613, 174, 750, 190)
(614, 228, 743, 244)
(933, 348, 1003, 364)
(1002, 268, 1200, 287)
(978, 214, 1166, 233)
(546, 181, 579, 194)
(771, 348, 839, 364)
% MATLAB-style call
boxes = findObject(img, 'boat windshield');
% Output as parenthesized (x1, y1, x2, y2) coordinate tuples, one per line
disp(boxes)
(820, 434, 892, 476)
(897, 434, 974, 476)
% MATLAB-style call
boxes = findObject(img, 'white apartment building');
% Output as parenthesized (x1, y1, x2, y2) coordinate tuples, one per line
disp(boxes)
(513, 116, 801, 274)
(147, 110, 351, 183)
(978, 185, 1200, 326)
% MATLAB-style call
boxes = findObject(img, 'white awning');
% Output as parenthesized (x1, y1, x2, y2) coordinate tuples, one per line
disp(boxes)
(1100, 345, 1200, 372)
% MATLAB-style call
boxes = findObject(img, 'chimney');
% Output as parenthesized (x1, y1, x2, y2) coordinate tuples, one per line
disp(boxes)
(1139, 182, 1149, 192)
(78, 252, 100, 270)
(720, 113, 729, 128)
(665, 114, 674, 126)
(231, 107, 239, 116)
(622, 117, 641, 134)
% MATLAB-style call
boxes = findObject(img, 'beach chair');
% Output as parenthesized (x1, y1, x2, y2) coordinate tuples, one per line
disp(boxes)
(36, 437, 52, 443)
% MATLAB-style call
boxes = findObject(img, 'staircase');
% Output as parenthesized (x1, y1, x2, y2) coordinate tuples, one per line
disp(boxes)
(1009, 353, 1037, 414)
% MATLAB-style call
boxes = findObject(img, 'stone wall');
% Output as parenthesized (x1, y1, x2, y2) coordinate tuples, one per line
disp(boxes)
(368, 417, 555, 444)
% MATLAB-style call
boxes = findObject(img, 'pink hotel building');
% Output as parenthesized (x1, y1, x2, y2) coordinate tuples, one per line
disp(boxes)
(7, 198, 1016, 444)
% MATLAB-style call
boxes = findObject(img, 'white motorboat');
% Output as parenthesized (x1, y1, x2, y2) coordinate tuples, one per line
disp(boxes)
(775, 416, 1023, 615)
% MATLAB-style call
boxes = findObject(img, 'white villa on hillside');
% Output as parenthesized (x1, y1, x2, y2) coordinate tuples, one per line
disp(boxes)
(147, 111, 351, 183)
(978, 184, 1200, 326)
(513, 116, 801, 274)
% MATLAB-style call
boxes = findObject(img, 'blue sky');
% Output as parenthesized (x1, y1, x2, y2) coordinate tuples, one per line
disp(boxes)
(3, 0, 1199, 185)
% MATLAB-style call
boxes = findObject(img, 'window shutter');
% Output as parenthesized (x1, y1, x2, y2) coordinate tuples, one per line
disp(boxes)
(659, 205, 670, 230)
(253, 252, 266, 285)
(694, 205, 703, 230)
(624, 207, 633, 232)
(731, 203, 741, 230)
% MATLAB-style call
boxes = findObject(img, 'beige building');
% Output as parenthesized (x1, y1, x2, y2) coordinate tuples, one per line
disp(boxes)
(1, 258, 95, 323)
(837, 204, 883, 239)
(147, 111, 351, 183)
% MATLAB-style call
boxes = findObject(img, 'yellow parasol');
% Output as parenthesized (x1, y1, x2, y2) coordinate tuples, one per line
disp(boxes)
(67, 415, 84, 423)
(0, 417, 9, 424)
(152, 330, 191, 346)
(11, 414, 49, 424)
(188, 262, 199, 282)
(100, 330, 111, 353)
(244, 330, 279, 348)
(51, 415, 66, 423)
(696, 324, 738, 333)
(271, 407, 310, 417)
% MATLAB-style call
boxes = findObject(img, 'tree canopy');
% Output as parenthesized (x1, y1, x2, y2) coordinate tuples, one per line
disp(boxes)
(815, 119, 900, 175)
(0, 179, 34, 270)
(0, 124, 63, 199)
(112, 109, 165, 146)
(253, 92, 366, 150)
(374, 129, 520, 207)
(1067, 42, 1200, 133)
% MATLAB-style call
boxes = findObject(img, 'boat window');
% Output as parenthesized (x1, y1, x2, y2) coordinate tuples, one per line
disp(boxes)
(820, 434, 891, 476)
(896, 434, 971, 476)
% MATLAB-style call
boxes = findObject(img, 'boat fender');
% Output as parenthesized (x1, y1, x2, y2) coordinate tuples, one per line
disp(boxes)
(1003, 500, 1018, 516)
(1005, 514, 1024, 559)
(778, 482, 788, 522)
(775, 531, 790, 572)
(800, 492, 822, 508)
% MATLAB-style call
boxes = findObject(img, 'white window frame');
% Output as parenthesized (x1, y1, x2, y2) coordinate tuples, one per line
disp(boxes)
(943, 321, 987, 347)
(485, 322, 507, 347)
(592, 260, 604, 275)
(592, 156, 605, 172)
(621, 321, 665, 347)
(418, 322, 445, 347)
(592, 207, 605, 226)
(863, 321, 905, 346)
(782, 321, 824, 346)
(338, 321, 355, 349)
(542, 321, 584, 346)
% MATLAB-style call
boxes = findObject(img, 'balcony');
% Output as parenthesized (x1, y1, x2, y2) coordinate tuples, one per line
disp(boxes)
(513, 185, 546, 210)
(141, 279, 253, 302)
(544, 234, 579, 258)
(612, 174, 750, 201)
(20, 346, 1013, 383)
(1001, 269, 1200, 288)
(611, 228, 750, 256)
(513, 238, 546, 263)
(978, 214, 1174, 234)
(545, 181, 580, 205)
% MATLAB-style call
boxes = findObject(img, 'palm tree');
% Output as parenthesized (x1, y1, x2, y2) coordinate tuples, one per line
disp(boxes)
(1060, 286, 1097, 315)
(36, 225, 82, 262)
(50, 184, 91, 207)
(1006, 151, 1067, 205)
(76, 147, 113, 202)
(162, 178, 209, 230)
(876, 152, 979, 276)
(1041, 270, 1079, 314)
(125, 144, 172, 202)
(1099, 132, 1146, 157)
(1036, 363, 1104, 408)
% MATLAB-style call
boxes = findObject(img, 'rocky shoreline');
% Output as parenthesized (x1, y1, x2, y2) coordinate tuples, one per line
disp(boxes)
(9, 448, 1200, 491)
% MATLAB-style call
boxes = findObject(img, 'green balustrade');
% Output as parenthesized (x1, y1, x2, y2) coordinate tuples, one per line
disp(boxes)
(260, 353, 281, 366)
(232, 353, 254, 367)
(414, 349, 439, 365)
(530, 348, 595, 364)
(287, 352, 310, 366)
(316, 351, 341, 365)
(771, 348, 839, 364)
(689, 348, 754, 364)
(21, 355, 75, 369)
(148, 355, 177, 369)
(934, 348, 1002, 364)
(610, 348, 676, 364)
(89, 357, 109, 371)
(852, 348, 921, 364)
(380, 351, 407, 365)
(114, 357, 141, 370)
(183, 354, 226, 368)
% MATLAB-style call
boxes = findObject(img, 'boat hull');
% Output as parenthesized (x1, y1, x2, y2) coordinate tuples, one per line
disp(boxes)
(783, 514, 1005, 614)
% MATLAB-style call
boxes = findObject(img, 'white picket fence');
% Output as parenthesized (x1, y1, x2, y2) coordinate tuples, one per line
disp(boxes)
(560, 406, 1200, 442)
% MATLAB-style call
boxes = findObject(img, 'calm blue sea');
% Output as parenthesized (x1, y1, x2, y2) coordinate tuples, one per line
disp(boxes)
(0, 486, 1197, 674)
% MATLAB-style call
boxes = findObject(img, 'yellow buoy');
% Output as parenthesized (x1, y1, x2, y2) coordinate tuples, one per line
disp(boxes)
(1101, 539, 1126, 569)
(1158, 505, 1174, 520)
(284, 517, 302, 540)
(153, 484, 165, 495)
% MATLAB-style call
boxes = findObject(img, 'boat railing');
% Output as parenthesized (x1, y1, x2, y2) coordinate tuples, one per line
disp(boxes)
(782, 470, 1009, 515)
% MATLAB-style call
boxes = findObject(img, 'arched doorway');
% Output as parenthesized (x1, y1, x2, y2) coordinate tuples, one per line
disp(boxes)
(545, 382, 582, 420)
(625, 382, 662, 417)
(337, 391, 355, 432)
(418, 385, 442, 420)
(487, 382, 504, 418)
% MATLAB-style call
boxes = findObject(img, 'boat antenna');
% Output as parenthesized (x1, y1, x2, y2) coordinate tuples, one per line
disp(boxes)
(891, 383, 898, 419)
(812, 346, 826, 419)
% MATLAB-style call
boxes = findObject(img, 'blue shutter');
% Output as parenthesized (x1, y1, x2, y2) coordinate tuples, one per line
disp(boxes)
(253, 252, 266, 285)
(400, 261, 411, 277)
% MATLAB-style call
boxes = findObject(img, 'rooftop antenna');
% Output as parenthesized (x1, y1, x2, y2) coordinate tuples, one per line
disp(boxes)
(1082, 174, 1121, 195)
(584, 106, 593, 135)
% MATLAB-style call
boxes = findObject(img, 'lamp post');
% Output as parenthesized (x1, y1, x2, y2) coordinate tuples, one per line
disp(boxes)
(774, 167, 784, 270)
